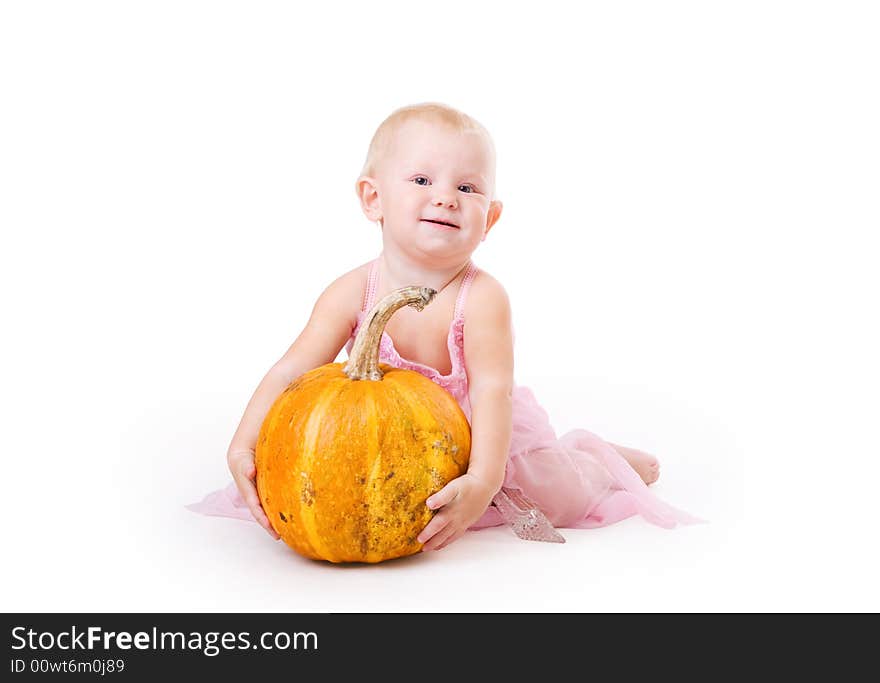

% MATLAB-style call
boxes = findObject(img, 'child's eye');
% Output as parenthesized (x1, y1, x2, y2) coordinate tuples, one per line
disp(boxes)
(458, 184, 476, 193)
(412, 176, 430, 186)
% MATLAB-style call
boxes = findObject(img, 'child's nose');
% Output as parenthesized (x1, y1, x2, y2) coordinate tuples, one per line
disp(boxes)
(431, 194, 458, 209)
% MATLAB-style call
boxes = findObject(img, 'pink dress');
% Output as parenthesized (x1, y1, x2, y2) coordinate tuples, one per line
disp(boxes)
(188, 257, 700, 532)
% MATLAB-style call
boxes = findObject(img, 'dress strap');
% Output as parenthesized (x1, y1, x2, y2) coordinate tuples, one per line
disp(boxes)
(453, 262, 479, 319)
(362, 258, 380, 313)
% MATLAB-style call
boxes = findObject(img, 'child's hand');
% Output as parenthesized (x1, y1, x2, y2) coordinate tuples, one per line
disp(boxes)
(227, 449, 281, 540)
(417, 474, 496, 552)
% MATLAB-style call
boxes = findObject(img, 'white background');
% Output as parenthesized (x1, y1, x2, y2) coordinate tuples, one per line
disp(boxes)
(2, 1, 877, 612)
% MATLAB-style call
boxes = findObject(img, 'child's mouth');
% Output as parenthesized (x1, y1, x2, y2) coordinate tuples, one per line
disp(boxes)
(421, 219, 460, 230)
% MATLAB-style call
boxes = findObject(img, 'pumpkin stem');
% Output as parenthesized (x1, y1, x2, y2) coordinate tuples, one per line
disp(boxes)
(343, 286, 437, 381)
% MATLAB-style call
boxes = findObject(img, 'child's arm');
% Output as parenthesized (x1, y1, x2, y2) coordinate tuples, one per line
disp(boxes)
(227, 266, 367, 538)
(417, 275, 514, 551)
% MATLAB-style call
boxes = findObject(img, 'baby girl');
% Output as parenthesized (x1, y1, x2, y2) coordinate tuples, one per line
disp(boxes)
(189, 102, 699, 550)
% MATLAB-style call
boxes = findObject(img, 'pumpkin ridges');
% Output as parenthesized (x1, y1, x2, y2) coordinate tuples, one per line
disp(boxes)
(308, 379, 375, 562)
(360, 380, 385, 562)
(400, 372, 470, 477)
(293, 376, 349, 562)
(367, 377, 434, 559)
(257, 365, 349, 560)
(333, 376, 419, 562)
(401, 372, 471, 509)
(385, 369, 472, 466)
(370, 372, 471, 557)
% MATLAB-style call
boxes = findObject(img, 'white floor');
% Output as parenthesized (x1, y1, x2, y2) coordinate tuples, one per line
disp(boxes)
(7, 375, 876, 613)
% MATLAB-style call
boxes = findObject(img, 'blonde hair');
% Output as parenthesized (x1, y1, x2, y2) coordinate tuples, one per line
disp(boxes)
(360, 102, 496, 194)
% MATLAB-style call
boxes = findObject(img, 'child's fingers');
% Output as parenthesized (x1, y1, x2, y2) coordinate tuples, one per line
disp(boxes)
(229, 454, 279, 540)
(235, 473, 280, 540)
(426, 482, 459, 510)
(416, 513, 449, 546)
(255, 510, 280, 540)
(435, 529, 465, 551)
(240, 485, 263, 521)
(422, 524, 458, 552)
(250, 503, 280, 540)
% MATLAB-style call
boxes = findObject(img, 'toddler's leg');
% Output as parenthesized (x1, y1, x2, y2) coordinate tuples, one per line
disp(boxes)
(607, 442, 660, 485)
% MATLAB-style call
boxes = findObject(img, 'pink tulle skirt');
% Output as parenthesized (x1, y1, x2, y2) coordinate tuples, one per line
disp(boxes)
(187, 385, 700, 531)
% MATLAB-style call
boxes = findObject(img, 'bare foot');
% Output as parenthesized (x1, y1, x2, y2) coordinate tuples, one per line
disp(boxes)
(608, 442, 660, 485)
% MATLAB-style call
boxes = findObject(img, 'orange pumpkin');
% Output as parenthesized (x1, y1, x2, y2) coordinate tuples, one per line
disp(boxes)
(255, 286, 471, 563)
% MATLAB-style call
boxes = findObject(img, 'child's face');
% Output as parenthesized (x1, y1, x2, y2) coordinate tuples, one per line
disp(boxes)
(363, 119, 502, 264)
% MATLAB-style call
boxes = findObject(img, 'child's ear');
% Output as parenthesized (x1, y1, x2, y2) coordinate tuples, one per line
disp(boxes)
(355, 175, 382, 222)
(483, 200, 503, 240)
